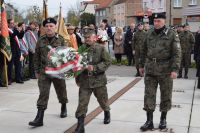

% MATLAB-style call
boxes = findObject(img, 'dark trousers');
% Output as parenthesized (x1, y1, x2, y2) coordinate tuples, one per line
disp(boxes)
(115, 54, 122, 63)
(0, 53, 4, 85)
(8, 53, 22, 81)
(29, 52, 35, 78)
(127, 52, 134, 66)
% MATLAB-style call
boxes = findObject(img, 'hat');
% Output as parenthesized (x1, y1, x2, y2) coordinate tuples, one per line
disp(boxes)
(67, 26, 75, 30)
(82, 27, 96, 37)
(43, 18, 57, 26)
(137, 22, 143, 27)
(153, 12, 166, 19)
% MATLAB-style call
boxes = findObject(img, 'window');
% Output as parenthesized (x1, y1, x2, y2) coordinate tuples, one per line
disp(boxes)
(173, 0, 182, 7)
(189, 0, 197, 5)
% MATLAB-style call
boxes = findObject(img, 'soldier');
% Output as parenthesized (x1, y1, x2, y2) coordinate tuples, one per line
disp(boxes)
(133, 22, 146, 76)
(178, 24, 195, 78)
(29, 18, 68, 127)
(73, 27, 111, 133)
(144, 23, 150, 32)
(139, 13, 181, 131)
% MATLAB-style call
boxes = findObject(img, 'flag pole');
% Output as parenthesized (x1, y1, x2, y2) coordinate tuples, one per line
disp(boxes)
(57, 2, 61, 34)
(4, 55, 8, 88)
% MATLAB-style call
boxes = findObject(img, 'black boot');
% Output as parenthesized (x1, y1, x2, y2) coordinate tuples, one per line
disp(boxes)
(135, 68, 140, 77)
(60, 103, 67, 118)
(104, 111, 111, 124)
(73, 116, 85, 133)
(29, 110, 44, 127)
(140, 111, 154, 131)
(159, 112, 167, 130)
(184, 68, 188, 79)
(197, 78, 200, 89)
(177, 69, 182, 78)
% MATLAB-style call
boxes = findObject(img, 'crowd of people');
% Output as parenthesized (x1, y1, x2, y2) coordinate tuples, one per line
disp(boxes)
(1, 12, 200, 133)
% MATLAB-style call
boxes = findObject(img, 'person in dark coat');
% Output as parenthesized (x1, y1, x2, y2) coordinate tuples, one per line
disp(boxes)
(124, 23, 135, 66)
(194, 27, 200, 88)
(7, 19, 24, 84)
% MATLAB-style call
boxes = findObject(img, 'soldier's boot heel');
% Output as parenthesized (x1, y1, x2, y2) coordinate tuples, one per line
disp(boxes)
(73, 116, 85, 133)
(60, 103, 67, 118)
(29, 110, 44, 127)
(140, 120, 154, 131)
(159, 112, 167, 130)
(140, 111, 154, 131)
(104, 111, 111, 124)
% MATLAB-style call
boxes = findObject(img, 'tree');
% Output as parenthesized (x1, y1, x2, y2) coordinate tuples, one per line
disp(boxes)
(80, 13, 95, 27)
(66, 9, 79, 26)
(24, 5, 42, 24)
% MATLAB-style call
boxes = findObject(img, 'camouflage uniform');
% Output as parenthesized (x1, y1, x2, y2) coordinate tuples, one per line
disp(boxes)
(132, 30, 146, 69)
(34, 34, 68, 110)
(75, 43, 111, 118)
(178, 31, 195, 77)
(139, 27, 181, 112)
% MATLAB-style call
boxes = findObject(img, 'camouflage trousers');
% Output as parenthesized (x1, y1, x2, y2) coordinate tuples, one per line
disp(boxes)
(75, 86, 110, 118)
(180, 53, 191, 69)
(143, 74, 173, 112)
(134, 48, 140, 69)
(37, 74, 68, 110)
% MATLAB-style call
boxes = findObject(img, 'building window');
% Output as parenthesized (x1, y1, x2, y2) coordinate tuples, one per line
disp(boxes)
(173, 0, 182, 7)
(189, 0, 197, 5)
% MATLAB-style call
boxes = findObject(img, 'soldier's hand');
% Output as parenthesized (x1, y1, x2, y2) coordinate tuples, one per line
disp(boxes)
(139, 68, 144, 77)
(87, 65, 94, 71)
(170, 72, 177, 79)
(132, 50, 135, 55)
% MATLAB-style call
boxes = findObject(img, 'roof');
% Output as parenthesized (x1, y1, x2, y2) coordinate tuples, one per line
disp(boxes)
(115, 0, 128, 5)
(95, 0, 113, 10)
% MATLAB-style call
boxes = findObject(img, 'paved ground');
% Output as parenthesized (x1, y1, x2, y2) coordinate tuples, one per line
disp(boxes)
(0, 65, 199, 133)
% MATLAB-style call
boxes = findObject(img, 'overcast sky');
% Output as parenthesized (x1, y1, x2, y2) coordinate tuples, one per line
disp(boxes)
(5, 0, 84, 17)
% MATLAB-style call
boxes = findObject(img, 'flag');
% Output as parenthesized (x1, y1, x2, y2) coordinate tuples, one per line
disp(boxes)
(0, 0, 12, 61)
(56, 3, 71, 45)
(40, 0, 48, 36)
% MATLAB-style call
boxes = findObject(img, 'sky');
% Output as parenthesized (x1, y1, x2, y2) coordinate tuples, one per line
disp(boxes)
(5, 0, 84, 17)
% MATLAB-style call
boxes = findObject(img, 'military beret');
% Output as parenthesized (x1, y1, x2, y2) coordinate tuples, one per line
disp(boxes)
(82, 27, 96, 37)
(153, 12, 166, 19)
(43, 17, 57, 26)
(137, 22, 143, 27)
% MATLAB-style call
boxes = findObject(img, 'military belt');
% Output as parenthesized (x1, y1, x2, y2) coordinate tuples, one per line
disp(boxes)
(82, 71, 105, 76)
(148, 58, 171, 63)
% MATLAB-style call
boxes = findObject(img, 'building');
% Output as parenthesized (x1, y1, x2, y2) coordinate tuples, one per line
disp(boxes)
(166, 0, 200, 32)
(95, 0, 114, 26)
(80, 0, 100, 14)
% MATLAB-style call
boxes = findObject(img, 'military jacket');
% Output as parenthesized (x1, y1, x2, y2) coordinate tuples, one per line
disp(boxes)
(132, 30, 146, 50)
(34, 34, 66, 74)
(139, 27, 181, 75)
(76, 43, 111, 88)
(179, 31, 195, 53)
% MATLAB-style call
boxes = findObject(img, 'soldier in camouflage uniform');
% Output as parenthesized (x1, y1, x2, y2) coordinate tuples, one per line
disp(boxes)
(29, 18, 68, 127)
(73, 28, 111, 133)
(139, 13, 181, 131)
(132, 22, 146, 76)
(177, 24, 195, 79)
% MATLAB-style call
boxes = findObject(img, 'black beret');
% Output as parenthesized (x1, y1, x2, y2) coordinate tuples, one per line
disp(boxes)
(153, 12, 166, 19)
(43, 17, 57, 26)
